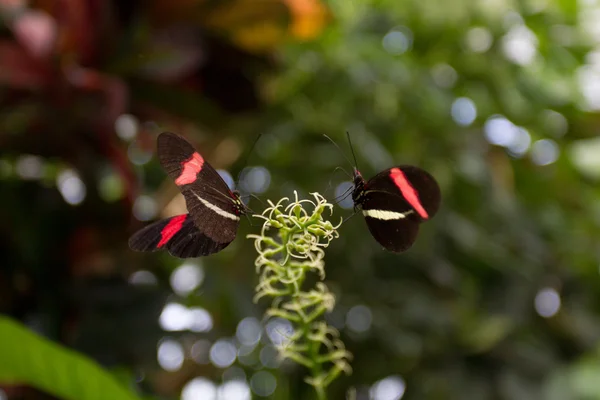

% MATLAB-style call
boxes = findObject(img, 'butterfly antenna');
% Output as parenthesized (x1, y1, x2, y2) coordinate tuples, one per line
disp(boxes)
(331, 187, 354, 206)
(323, 166, 353, 195)
(346, 131, 359, 171)
(340, 210, 359, 226)
(239, 133, 263, 171)
(247, 193, 266, 208)
(243, 212, 259, 227)
(205, 184, 237, 203)
(240, 193, 266, 210)
(323, 134, 355, 171)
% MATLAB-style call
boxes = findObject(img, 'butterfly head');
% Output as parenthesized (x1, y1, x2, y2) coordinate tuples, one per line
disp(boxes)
(230, 190, 249, 216)
(351, 169, 366, 209)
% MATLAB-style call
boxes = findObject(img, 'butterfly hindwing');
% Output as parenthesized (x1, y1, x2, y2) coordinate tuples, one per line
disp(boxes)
(363, 214, 420, 253)
(166, 215, 232, 258)
(128, 214, 231, 258)
(157, 132, 242, 244)
(360, 188, 421, 252)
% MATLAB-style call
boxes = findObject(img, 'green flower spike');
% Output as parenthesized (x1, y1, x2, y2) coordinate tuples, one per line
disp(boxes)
(248, 191, 353, 400)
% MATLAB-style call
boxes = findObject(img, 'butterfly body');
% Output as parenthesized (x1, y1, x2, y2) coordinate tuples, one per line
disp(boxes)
(129, 132, 248, 258)
(351, 166, 441, 252)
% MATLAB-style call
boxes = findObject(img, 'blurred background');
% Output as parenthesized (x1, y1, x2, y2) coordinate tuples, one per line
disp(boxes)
(1, 0, 600, 399)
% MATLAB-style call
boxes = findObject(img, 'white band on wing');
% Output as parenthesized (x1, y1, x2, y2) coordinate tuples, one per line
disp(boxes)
(362, 209, 409, 221)
(192, 192, 240, 221)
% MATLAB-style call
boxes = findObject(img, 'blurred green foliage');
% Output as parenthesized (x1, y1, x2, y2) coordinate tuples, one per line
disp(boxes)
(0, 317, 140, 400)
(2, 0, 600, 399)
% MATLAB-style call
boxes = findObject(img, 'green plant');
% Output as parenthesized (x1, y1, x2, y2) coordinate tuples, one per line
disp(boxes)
(0, 316, 141, 400)
(248, 191, 352, 400)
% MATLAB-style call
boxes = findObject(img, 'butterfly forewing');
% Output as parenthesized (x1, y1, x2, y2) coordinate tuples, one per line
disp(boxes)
(183, 188, 240, 244)
(128, 214, 231, 258)
(366, 166, 441, 221)
(363, 211, 420, 252)
(157, 132, 241, 244)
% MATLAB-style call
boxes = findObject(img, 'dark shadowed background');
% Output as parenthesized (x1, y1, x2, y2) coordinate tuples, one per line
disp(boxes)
(1, 0, 600, 399)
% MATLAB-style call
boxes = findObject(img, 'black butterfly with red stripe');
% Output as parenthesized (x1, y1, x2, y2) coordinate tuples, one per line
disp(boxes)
(351, 165, 441, 252)
(129, 132, 248, 258)
(326, 133, 441, 252)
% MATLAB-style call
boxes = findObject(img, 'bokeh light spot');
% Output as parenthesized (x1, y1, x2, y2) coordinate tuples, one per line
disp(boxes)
(484, 115, 518, 147)
(507, 128, 532, 158)
(382, 28, 412, 55)
(568, 137, 600, 179)
(16, 155, 44, 180)
(115, 114, 139, 141)
(160, 303, 190, 332)
(217, 169, 235, 191)
(128, 142, 153, 166)
(217, 380, 251, 400)
(188, 307, 213, 333)
(98, 171, 124, 202)
(451, 97, 477, 126)
(334, 181, 354, 209)
(265, 318, 294, 346)
(240, 166, 271, 194)
(223, 366, 247, 382)
(577, 65, 600, 110)
(181, 377, 217, 400)
(502, 25, 538, 65)
(465, 27, 493, 53)
(157, 338, 184, 371)
(159, 303, 212, 332)
(129, 270, 157, 285)
(191, 339, 212, 364)
(170, 263, 204, 296)
(580, 8, 600, 43)
(250, 370, 277, 397)
(238, 344, 259, 367)
(210, 339, 237, 369)
(371, 375, 406, 400)
(132, 195, 157, 221)
(346, 304, 373, 333)
(531, 139, 559, 166)
(503, 11, 524, 28)
(57, 169, 86, 205)
(542, 110, 568, 137)
(259, 345, 280, 368)
(535, 288, 561, 318)
(236, 317, 262, 347)
(431, 63, 458, 88)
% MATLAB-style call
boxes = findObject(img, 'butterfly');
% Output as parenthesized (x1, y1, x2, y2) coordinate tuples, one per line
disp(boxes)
(129, 132, 248, 258)
(351, 165, 441, 252)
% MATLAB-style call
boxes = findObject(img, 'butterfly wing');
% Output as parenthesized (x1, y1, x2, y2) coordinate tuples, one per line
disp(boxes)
(360, 166, 441, 252)
(365, 166, 441, 221)
(128, 214, 231, 258)
(157, 132, 241, 245)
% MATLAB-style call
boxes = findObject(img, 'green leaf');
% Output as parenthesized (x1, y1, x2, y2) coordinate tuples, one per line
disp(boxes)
(0, 316, 141, 400)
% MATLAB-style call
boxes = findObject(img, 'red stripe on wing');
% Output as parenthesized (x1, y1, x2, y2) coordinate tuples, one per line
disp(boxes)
(389, 167, 429, 219)
(157, 214, 187, 247)
(175, 152, 205, 186)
